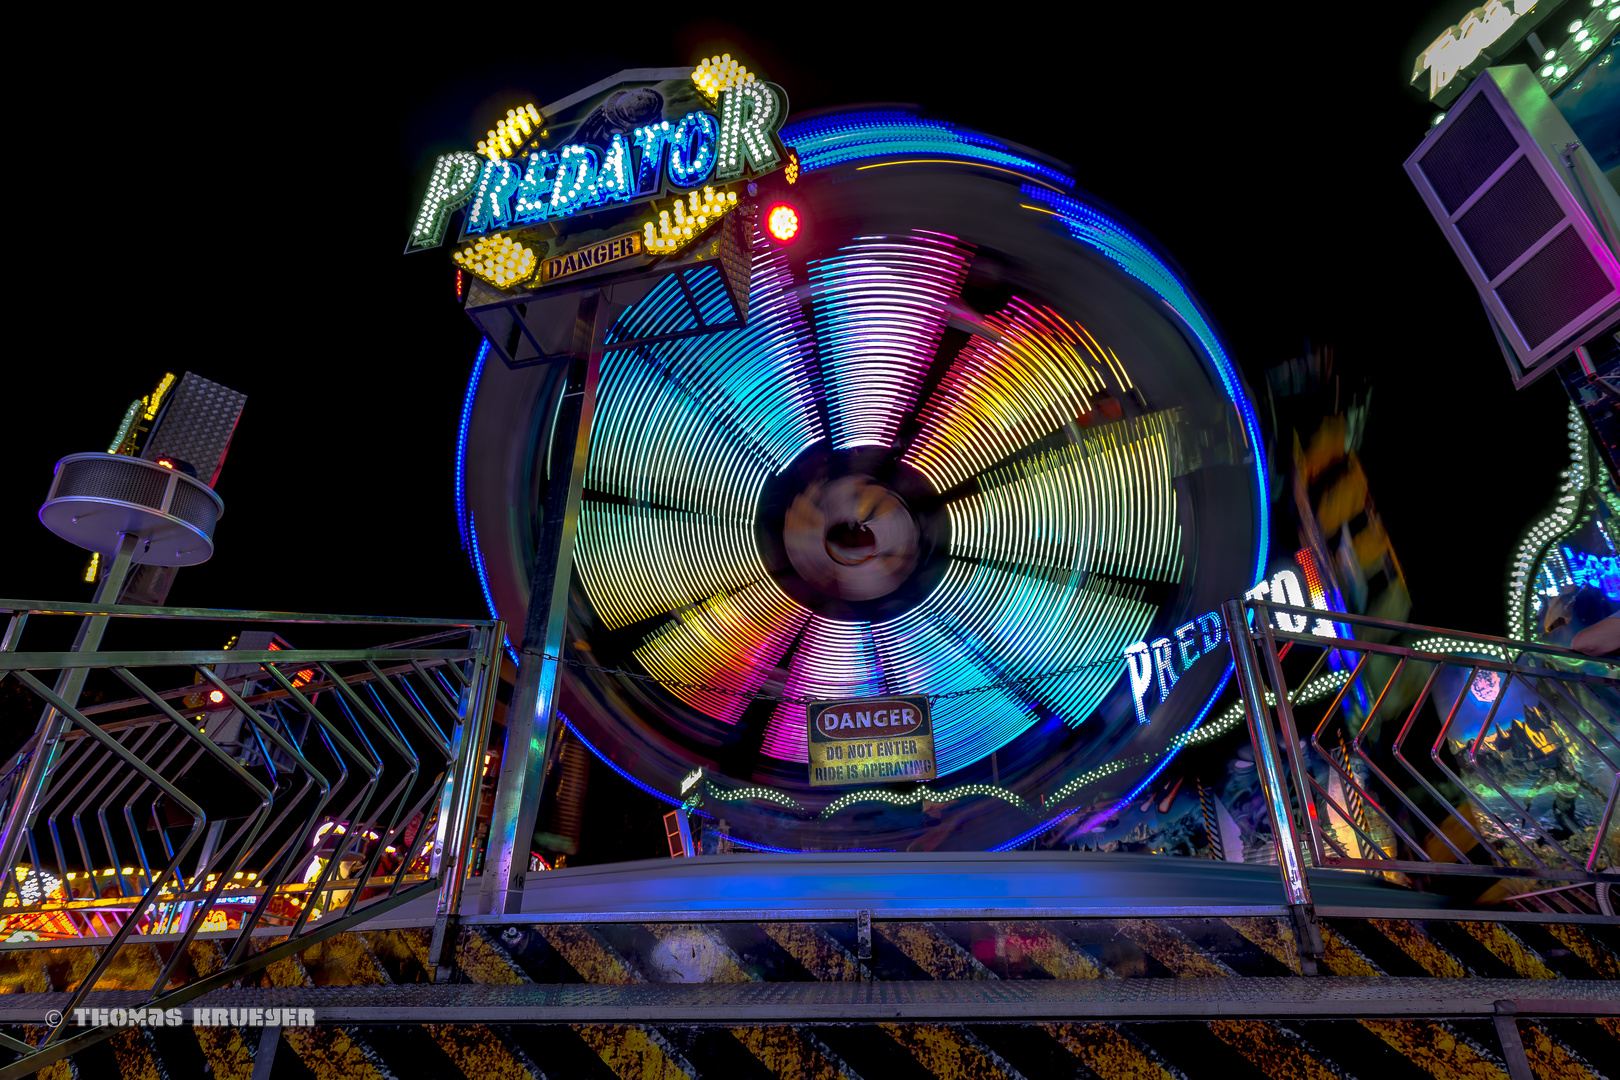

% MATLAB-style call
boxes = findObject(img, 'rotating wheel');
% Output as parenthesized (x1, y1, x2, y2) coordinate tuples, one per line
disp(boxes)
(462, 108, 1268, 852)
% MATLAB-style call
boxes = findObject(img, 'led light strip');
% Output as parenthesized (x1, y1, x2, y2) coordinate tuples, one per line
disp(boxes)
(761, 619, 887, 760)
(806, 233, 973, 449)
(1506, 404, 1606, 637)
(704, 781, 806, 814)
(1018, 188, 1269, 590)
(819, 783, 1035, 818)
(904, 299, 1110, 490)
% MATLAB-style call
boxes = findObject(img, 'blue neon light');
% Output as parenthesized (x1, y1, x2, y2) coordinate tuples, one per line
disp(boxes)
(723, 834, 893, 855)
(781, 110, 1074, 188)
(456, 340, 518, 665)
(454, 339, 489, 553)
(467, 515, 518, 667)
(560, 714, 712, 818)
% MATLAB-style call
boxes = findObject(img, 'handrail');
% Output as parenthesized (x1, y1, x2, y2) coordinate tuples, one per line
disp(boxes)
(0, 597, 505, 1067)
(1229, 596, 1618, 919)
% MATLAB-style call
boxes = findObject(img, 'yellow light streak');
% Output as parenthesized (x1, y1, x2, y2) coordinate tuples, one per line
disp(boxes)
(859, 160, 1066, 192)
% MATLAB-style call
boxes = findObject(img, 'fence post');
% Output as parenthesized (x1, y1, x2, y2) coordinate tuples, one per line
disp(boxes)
(1221, 598, 1323, 968)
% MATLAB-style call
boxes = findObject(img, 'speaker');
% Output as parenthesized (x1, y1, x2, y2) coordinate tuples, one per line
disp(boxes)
(1406, 65, 1620, 387)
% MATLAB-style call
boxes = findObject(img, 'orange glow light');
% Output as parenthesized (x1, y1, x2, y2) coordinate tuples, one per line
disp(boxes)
(767, 205, 799, 241)
(157, 458, 175, 469)
(208, 690, 225, 704)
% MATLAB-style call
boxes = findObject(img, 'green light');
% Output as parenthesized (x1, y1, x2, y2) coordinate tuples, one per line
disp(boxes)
(1544, 48, 1557, 59)
(1541, 64, 1557, 76)
(1557, 65, 1571, 76)
(1580, 38, 1595, 49)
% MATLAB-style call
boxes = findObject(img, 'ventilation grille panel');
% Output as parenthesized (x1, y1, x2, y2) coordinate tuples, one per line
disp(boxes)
(1417, 95, 1519, 214)
(1454, 156, 1565, 281)
(1495, 226, 1615, 348)
(167, 479, 222, 538)
(54, 457, 170, 509)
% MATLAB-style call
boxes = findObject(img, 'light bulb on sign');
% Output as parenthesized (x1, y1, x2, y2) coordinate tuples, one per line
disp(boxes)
(767, 204, 799, 241)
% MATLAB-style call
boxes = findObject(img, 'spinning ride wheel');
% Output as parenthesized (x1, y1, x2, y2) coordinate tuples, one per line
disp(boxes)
(461, 109, 1268, 852)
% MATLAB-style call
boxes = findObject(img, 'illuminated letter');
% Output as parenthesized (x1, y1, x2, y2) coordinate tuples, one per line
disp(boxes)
(513, 150, 557, 224)
(406, 151, 481, 252)
(548, 145, 600, 220)
(1197, 611, 1225, 654)
(1173, 621, 1200, 669)
(1125, 641, 1153, 725)
(1271, 570, 1308, 633)
(465, 157, 523, 235)
(667, 111, 719, 188)
(634, 122, 673, 194)
(714, 82, 786, 182)
(593, 134, 634, 204)
(1151, 638, 1178, 701)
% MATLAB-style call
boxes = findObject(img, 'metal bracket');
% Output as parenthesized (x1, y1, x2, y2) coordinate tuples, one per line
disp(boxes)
(428, 913, 461, 984)
(1492, 1000, 1534, 1080)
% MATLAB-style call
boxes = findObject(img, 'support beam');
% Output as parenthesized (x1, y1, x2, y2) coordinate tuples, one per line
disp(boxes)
(482, 290, 618, 916)
(0, 532, 140, 887)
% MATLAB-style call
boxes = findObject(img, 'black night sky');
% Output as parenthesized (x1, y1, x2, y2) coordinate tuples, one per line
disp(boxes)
(14, 7, 1575, 640)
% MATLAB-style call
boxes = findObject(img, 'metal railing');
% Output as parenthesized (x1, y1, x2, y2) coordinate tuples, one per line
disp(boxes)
(0, 597, 503, 1067)
(1222, 597, 1618, 921)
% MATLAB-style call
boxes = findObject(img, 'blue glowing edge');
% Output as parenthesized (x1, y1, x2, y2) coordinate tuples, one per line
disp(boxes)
(455, 107, 1269, 853)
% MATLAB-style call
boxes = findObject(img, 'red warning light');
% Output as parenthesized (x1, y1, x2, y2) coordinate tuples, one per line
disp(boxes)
(208, 689, 225, 704)
(767, 205, 799, 242)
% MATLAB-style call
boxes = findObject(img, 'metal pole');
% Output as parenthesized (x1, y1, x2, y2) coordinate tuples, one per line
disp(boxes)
(428, 621, 502, 981)
(482, 290, 617, 916)
(1221, 598, 1322, 965)
(0, 533, 140, 884)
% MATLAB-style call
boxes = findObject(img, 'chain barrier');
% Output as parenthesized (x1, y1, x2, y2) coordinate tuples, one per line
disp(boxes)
(539, 651, 1127, 705)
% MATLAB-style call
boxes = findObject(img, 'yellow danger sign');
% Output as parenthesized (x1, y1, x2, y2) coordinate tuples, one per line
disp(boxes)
(806, 695, 935, 787)
(539, 231, 642, 285)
